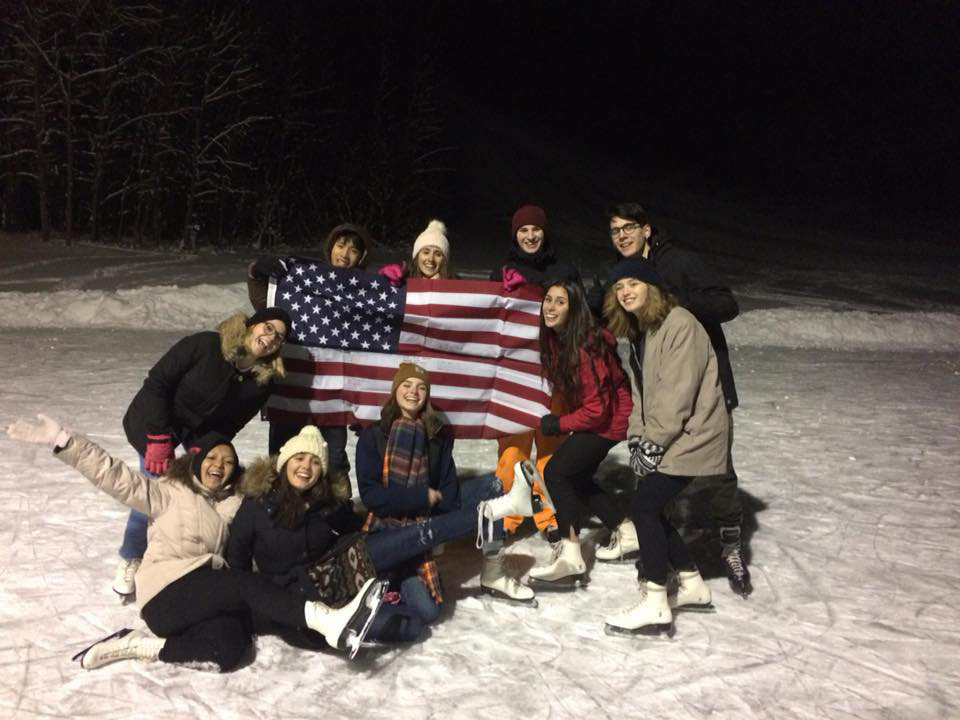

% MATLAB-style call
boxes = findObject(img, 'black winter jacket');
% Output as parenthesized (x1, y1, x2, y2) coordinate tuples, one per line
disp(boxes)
(590, 229, 740, 411)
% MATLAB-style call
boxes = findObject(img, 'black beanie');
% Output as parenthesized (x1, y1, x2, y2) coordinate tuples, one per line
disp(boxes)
(190, 432, 237, 481)
(246, 306, 291, 330)
(606, 258, 666, 290)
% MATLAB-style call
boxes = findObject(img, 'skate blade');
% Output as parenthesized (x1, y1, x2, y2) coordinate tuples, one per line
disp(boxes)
(604, 622, 675, 638)
(481, 586, 538, 608)
(343, 581, 388, 660)
(528, 575, 588, 591)
(595, 552, 641, 565)
(71, 627, 134, 663)
(729, 581, 753, 598)
(671, 603, 716, 614)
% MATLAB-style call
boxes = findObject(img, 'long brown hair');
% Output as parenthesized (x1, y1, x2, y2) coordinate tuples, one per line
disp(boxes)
(602, 281, 677, 339)
(379, 391, 445, 438)
(539, 278, 612, 405)
(272, 458, 350, 530)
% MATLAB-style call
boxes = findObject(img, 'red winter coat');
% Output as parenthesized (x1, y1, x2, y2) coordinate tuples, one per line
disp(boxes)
(554, 329, 632, 442)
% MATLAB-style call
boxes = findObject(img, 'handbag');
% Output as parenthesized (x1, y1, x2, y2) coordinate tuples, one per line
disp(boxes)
(305, 532, 376, 608)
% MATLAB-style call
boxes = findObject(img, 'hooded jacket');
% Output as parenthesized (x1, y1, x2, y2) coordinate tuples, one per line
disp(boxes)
(224, 456, 361, 600)
(623, 306, 729, 476)
(54, 434, 242, 608)
(123, 314, 282, 455)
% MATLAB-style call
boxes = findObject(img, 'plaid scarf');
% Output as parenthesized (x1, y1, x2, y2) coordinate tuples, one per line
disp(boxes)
(380, 417, 443, 603)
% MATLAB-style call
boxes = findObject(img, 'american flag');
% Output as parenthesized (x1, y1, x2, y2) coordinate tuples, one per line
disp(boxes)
(264, 257, 552, 439)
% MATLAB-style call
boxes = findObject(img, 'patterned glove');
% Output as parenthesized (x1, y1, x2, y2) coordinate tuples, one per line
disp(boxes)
(539, 414, 562, 436)
(144, 434, 174, 475)
(630, 439, 665, 477)
(251, 255, 288, 279)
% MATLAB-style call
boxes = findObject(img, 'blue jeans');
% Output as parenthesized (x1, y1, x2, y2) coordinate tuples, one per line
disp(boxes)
(364, 473, 504, 573)
(118, 455, 152, 560)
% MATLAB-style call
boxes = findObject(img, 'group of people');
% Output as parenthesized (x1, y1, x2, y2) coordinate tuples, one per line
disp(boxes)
(6, 200, 750, 672)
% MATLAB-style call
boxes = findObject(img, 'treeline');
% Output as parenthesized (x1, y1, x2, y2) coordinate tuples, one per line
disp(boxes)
(0, 0, 454, 249)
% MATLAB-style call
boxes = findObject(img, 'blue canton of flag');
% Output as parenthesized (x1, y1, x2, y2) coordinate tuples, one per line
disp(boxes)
(274, 259, 406, 353)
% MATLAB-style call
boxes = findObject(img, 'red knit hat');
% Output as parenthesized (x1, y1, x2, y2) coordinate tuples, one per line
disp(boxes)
(511, 205, 547, 239)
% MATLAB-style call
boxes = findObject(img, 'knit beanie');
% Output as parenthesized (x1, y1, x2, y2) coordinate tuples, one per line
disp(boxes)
(246, 306, 292, 331)
(606, 257, 666, 290)
(511, 205, 547, 239)
(412, 220, 450, 260)
(390, 362, 431, 396)
(190, 432, 237, 482)
(276, 425, 328, 475)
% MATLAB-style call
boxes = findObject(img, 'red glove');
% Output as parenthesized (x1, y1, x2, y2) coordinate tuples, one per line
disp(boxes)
(144, 434, 174, 475)
(378, 263, 407, 287)
(502, 266, 527, 291)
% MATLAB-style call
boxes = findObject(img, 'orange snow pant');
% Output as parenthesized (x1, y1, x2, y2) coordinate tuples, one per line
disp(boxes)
(495, 396, 567, 534)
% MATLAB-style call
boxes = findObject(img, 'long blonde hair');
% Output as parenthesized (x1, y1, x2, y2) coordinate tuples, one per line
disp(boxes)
(603, 282, 677, 339)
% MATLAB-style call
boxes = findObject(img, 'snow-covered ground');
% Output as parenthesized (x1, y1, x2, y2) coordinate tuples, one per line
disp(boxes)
(1, 234, 958, 719)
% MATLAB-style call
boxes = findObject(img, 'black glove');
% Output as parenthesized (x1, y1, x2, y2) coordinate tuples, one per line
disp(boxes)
(539, 414, 562, 436)
(630, 438, 665, 477)
(251, 255, 288, 279)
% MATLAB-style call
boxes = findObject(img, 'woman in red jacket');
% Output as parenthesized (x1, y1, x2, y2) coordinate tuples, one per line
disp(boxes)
(529, 273, 632, 585)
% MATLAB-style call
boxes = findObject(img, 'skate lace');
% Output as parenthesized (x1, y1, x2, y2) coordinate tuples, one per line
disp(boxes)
(723, 547, 745, 577)
(605, 527, 624, 558)
(123, 560, 140, 584)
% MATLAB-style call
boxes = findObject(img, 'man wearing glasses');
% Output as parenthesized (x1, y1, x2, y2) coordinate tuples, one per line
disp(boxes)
(591, 202, 751, 598)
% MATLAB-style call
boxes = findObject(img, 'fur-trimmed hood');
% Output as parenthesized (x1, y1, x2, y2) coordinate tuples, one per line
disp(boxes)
(239, 454, 351, 505)
(218, 313, 285, 386)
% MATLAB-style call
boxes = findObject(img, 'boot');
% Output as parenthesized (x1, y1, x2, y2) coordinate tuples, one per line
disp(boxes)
(480, 549, 535, 604)
(304, 578, 386, 659)
(669, 569, 714, 611)
(604, 581, 673, 634)
(595, 519, 640, 562)
(720, 525, 753, 598)
(476, 461, 535, 548)
(73, 629, 165, 670)
(528, 537, 586, 586)
(112, 558, 141, 597)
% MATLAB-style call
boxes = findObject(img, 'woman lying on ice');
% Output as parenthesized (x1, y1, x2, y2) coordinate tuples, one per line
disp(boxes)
(356, 362, 543, 620)
(525, 270, 633, 587)
(5, 416, 385, 671)
(113, 307, 291, 601)
(602, 257, 728, 635)
(225, 425, 427, 645)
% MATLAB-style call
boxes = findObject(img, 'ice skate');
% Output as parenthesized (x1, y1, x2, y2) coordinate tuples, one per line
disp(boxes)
(519, 460, 556, 514)
(668, 569, 715, 613)
(528, 537, 588, 589)
(112, 557, 140, 597)
(604, 581, 674, 637)
(476, 461, 536, 548)
(72, 628, 165, 669)
(480, 549, 536, 606)
(720, 526, 752, 598)
(595, 519, 640, 563)
(304, 578, 386, 659)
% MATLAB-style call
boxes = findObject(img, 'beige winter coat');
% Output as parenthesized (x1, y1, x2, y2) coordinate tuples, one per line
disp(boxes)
(621, 306, 729, 476)
(54, 434, 242, 608)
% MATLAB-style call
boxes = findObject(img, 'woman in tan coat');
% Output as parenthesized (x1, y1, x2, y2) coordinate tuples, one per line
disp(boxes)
(601, 257, 729, 636)
(6, 416, 385, 671)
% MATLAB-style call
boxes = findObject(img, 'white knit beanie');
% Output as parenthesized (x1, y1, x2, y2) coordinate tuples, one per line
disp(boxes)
(411, 219, 450, 260)
(276, 425, 328, 475)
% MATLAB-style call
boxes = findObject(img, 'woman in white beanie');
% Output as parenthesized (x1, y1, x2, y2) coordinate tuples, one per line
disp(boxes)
(226, 426, 427, 645)
(378, 219, 453, 286)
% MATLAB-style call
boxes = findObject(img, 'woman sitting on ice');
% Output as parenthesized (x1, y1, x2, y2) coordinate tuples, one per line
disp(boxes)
(356, 362, 542, 621)
(6, 416, 385, 670)
(602, 257, 727, 635)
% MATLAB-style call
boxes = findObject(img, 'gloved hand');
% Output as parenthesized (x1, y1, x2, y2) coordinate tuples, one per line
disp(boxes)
(378, 263, 407, 286)
(502, 266, 527, 291)
(6, 413, 66, 447)
(144, 434, 174, 475)
(630, 438, 665, 477)
(539, 414, 562, 436)
(250, 256, 288, 279)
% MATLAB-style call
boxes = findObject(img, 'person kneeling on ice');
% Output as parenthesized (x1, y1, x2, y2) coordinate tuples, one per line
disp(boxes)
(524, 270, 633, 587)
(6, 416, 386, 670)
(227, 425, 426, 645)
(602, 258, 727, 634)
(356, 362, 540, 618)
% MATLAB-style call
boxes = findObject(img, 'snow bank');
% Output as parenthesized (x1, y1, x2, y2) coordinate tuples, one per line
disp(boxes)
(1, 283, 959, 351)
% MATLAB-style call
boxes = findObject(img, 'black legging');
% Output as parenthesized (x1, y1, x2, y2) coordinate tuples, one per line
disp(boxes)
(141, 566, 308, 671)
(542, 432, 621, 537)
(631, 471, 696, 586)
